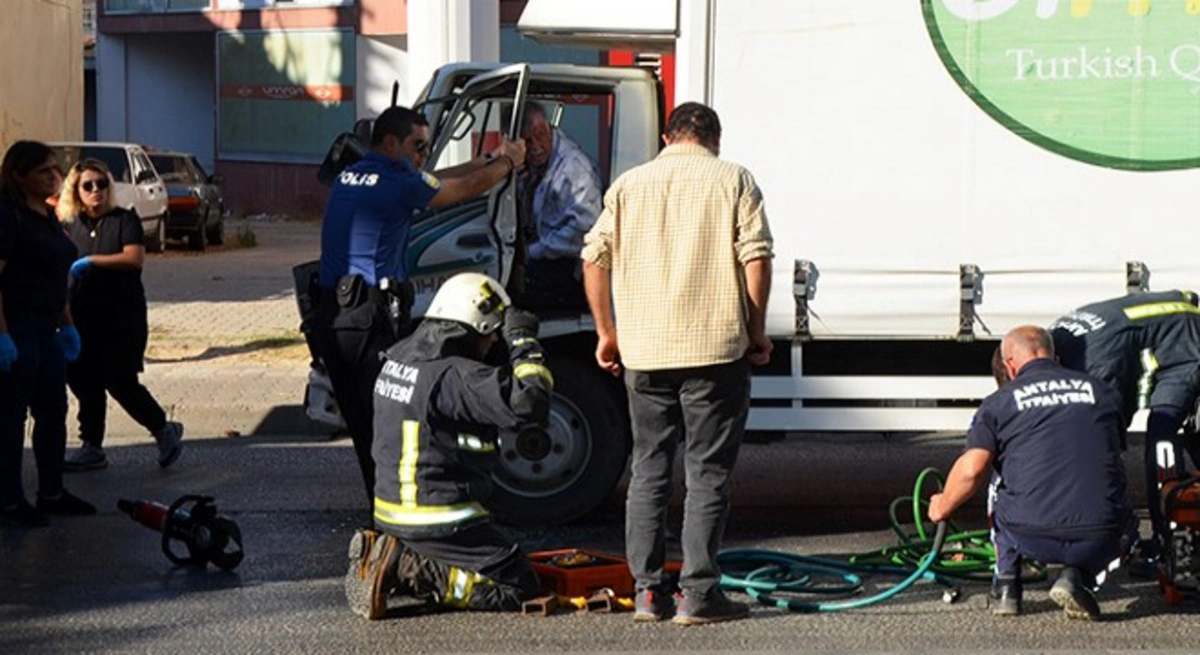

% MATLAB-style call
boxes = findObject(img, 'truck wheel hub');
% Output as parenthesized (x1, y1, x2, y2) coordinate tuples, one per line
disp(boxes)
(514, 428, 552, 461)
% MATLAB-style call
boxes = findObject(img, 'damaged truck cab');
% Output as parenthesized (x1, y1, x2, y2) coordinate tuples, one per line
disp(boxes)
(393, 63, 663, 526)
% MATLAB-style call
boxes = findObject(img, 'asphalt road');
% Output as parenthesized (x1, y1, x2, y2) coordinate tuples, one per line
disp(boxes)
(3, 432, 1198, 655)
(3, 220, 1199, 654)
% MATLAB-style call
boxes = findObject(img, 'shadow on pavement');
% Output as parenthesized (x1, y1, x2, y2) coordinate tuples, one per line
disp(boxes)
(144, 337, 305, 364)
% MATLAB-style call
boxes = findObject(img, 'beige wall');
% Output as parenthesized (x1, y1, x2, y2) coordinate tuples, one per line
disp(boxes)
(0, 0, 84, 154)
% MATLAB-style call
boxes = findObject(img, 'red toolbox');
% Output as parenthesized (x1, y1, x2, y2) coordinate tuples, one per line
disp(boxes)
(529, 549, 681, 598)
(529, 549, 635, 598)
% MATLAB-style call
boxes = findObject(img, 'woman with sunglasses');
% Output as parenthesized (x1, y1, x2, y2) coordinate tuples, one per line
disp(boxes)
(0, 140, 94, 527)
(57, 159, 183, 473)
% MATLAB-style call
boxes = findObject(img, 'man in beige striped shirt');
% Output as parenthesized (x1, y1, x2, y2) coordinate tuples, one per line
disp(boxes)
(581, 102, 773, 625)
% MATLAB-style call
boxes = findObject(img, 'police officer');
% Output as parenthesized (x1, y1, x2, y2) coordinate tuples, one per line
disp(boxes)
(315, 106, 526, 509)
(343, 273, 552, 620)
(929, 326, 1133, 621)
(1049, 290, 1200, 560)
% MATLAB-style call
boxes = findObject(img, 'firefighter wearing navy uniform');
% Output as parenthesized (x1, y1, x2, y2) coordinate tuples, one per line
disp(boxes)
(314, 106, 526, 511)
(344, 272, 552, 620)
(930, 326, 1133, 620)
(1049, 290, 1200, 559)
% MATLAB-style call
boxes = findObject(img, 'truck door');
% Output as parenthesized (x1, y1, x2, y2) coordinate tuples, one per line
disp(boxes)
(405, 64, 530, 316)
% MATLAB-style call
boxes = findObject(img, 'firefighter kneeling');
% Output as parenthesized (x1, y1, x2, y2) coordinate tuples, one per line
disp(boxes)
(345, 272, 553, 620)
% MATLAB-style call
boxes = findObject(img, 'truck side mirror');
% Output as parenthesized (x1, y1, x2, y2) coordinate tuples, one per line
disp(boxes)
(136, 169, 157, 184)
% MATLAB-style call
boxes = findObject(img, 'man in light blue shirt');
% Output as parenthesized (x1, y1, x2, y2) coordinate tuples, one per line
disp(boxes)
(514, 102, 602, 308)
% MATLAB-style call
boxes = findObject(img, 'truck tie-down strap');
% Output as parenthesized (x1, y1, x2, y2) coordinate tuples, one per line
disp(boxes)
(793, 259, 818, 341)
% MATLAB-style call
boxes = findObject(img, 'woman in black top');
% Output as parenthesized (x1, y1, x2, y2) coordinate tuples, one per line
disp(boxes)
(58, 159, 183, 472)
(0, 140, 94, 527)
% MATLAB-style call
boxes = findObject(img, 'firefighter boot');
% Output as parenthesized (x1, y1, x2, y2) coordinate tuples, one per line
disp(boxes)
(345, 528, 401, 620)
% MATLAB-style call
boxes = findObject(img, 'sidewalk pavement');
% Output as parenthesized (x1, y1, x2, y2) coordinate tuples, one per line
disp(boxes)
(76, 218, 328, 447)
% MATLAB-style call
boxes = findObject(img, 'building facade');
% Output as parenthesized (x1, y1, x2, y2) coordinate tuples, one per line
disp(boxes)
(94, 0, 610, 216)
(1, 0, 85, 153)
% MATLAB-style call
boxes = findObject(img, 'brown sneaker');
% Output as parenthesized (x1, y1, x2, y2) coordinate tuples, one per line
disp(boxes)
(344, 529, 401, 620)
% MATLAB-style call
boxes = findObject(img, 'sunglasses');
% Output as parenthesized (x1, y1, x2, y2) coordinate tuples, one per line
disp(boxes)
(80, 178, 110, 193)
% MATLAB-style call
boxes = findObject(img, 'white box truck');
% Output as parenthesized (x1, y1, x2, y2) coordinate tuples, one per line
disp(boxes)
(312, 0, 1200, 525)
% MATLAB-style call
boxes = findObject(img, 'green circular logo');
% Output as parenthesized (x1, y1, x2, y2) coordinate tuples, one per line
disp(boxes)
(923, 0, 1200, 170)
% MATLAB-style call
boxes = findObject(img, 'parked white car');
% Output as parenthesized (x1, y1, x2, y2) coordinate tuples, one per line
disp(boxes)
(49, 142, 170, 252)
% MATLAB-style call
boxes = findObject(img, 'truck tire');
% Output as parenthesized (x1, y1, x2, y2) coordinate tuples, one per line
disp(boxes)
(487, 358, 630, 526)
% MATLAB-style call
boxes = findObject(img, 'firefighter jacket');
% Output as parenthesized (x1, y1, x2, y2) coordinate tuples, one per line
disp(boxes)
(1050, 289, 1200, 424)
(370, 320, 553, 538)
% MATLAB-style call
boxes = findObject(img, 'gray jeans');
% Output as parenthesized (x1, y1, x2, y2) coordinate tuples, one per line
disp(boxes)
(623, 358, 751, 597)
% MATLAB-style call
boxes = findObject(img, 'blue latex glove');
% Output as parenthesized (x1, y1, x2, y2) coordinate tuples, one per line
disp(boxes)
(0, 333, 17, 372)
(69, 257, 92, 280)
(58, 325, 81, 362)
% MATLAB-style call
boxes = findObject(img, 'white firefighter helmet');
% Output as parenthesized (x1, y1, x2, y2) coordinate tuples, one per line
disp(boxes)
(425, 272, 511, 335)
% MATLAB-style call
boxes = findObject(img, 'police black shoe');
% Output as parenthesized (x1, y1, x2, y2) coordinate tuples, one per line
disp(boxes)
(989, 575, 1022, 616)
(1049, 567, 1101, 621)
(345, 528, 401, 620)
(36, 490, 96, 516)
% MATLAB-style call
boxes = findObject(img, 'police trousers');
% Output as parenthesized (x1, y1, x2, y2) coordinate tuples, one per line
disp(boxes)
(313, 292, 399, 509)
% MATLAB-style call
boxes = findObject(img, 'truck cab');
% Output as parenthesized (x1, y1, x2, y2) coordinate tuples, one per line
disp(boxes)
(411, 63, 664, 526)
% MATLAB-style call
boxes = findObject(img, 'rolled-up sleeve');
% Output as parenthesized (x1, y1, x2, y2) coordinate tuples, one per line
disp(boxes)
(580, 187, 617, 270)
(734, 170, 773, 264)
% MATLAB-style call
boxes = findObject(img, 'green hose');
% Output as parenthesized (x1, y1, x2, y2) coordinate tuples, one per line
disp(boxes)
(850, 467, 1044, 583)
(717, 467, 1045, 612)
(849, 467, 997, 582)
(718, 522, 949, 612)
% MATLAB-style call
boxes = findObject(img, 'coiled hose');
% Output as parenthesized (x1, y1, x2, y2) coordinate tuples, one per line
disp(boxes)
(717, 467, 1045, 612)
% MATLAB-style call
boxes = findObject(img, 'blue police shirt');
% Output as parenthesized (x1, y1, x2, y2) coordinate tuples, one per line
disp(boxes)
(966, 358, 1131, 539)
(319, 152, 440, 288)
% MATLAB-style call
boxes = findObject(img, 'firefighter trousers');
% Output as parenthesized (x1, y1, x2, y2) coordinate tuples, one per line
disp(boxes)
(395, 519, 542, 612)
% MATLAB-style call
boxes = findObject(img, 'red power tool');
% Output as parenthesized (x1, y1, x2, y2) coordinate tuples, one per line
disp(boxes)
(1158, 477, 1200, 605)
(1153, 408, 1200, 605)
(118, 495, 244, 571)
